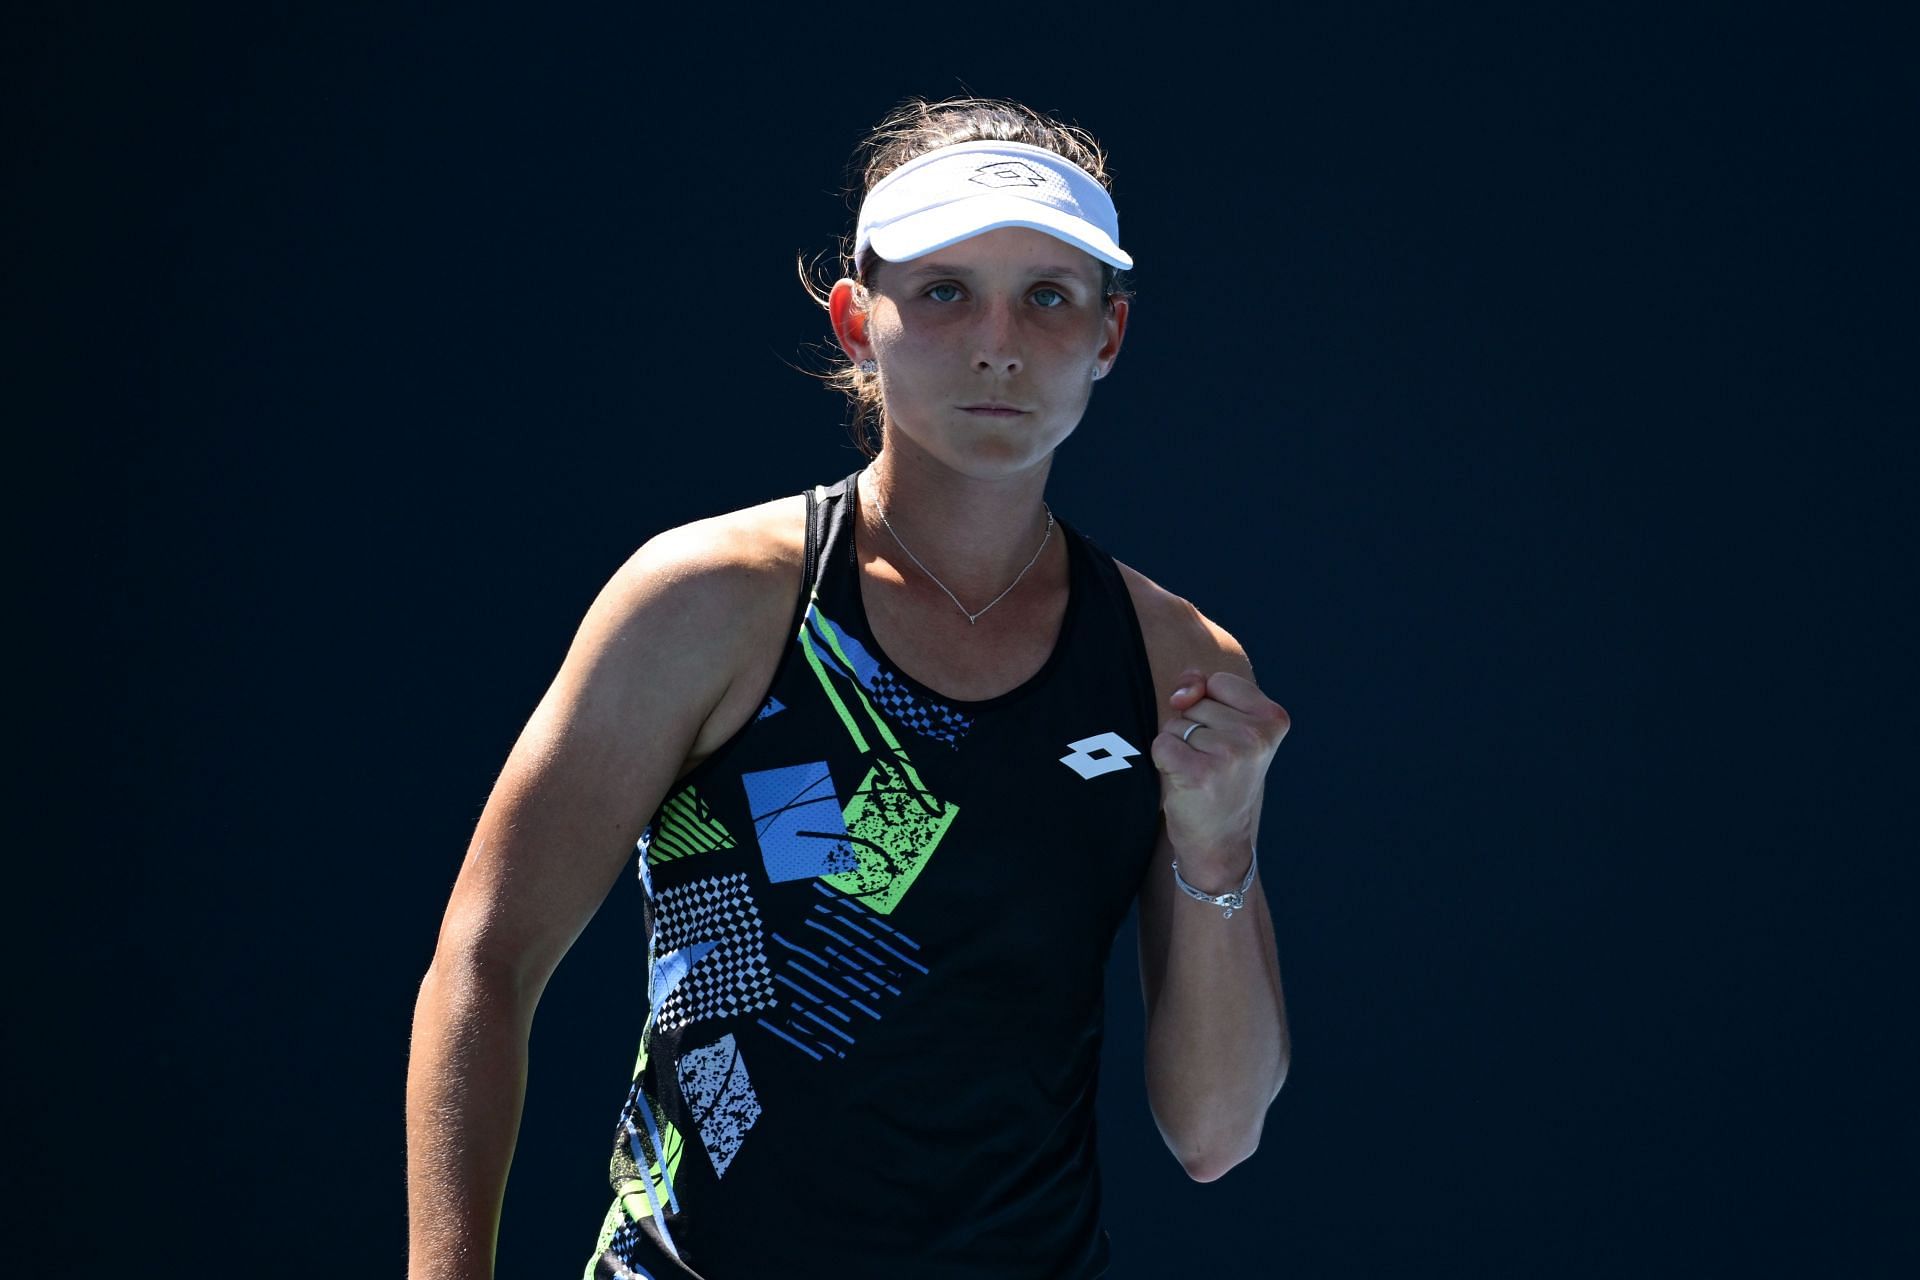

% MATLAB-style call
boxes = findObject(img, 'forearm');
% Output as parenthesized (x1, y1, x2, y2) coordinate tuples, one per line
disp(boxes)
(406, 952, 537, 1280)
(1143, 840, 1290, 1180)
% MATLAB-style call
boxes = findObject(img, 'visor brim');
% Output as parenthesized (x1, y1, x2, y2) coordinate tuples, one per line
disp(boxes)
(866, 195, 1133, 271)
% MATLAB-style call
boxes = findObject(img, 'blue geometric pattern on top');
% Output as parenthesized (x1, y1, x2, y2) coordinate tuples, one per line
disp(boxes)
(756, 883, 933, 1061)
(634, 830, 656, 901)
(805, 610, 975, 745)
(676, 1032, 762, 1178)
(649, 939, 720, 1012)
(741, 761, 859, 883)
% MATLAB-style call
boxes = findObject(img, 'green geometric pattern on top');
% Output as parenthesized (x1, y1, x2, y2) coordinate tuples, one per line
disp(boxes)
(591, 1121, 684, 1233)
(798, 595, 959, 915)
(631, 1016, 652, 1078)
(646, 784, 736, 866)
(603, 1070, 686, 1226)
(824, 755, 958, 913)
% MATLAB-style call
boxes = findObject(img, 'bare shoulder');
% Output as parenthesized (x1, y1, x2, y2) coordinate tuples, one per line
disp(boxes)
(634, 490, 811, 742)
(608, 491, 806, 613)
(594, 491, 808, 755)
(1112, 558, 1256, 700)
(433, 492, 807, 989)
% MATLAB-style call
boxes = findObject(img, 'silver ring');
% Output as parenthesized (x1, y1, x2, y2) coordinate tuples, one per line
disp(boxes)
(1180, 721, 1202, 744)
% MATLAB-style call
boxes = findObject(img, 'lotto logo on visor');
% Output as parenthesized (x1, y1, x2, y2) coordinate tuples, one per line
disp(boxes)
(969, 160, 1048, 189)
(853, 139, 1134, 270)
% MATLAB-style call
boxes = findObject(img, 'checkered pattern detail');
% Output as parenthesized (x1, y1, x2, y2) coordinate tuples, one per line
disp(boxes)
(864, 667, 974, 745)
(650, 872, 777, 1031)
(806, 608, 975, 746)
(605, 1223, 659, 1278)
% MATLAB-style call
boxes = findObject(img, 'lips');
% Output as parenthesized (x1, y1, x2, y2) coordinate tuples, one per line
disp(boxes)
(959, 403, 1028, 414)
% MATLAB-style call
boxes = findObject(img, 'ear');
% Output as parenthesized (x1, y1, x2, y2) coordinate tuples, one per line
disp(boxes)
(1096, 296, 1130, 371)
(828, 278, 873, 363)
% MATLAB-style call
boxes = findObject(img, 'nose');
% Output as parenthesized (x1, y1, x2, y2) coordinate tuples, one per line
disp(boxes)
(972, 297, 1022, 377)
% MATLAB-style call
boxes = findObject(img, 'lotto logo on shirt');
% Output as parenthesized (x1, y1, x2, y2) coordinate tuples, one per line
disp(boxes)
(1058, 732, 1141, 779)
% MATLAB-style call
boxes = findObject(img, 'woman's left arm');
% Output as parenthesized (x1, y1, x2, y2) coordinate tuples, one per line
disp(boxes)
(1137, 652, 1292, 1182)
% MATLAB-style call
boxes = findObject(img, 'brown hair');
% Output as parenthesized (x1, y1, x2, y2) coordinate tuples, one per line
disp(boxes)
(802, 96, 1134, 459)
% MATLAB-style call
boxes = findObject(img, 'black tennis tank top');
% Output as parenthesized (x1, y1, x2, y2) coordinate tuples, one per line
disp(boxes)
(585, 470, 1163, 1280)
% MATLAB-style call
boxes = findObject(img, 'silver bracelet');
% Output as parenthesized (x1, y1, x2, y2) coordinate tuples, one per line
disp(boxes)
(1171, 847, 1258, 919)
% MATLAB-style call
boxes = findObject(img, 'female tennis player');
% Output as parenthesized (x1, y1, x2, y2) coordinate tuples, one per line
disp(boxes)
(407, 96, 1291, 1280)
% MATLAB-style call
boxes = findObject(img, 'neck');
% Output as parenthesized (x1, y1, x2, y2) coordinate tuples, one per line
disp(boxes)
(859, 443, 1059, 607)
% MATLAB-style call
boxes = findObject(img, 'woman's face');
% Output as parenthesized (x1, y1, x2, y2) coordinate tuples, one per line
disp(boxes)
(844, 226, 1128, 480)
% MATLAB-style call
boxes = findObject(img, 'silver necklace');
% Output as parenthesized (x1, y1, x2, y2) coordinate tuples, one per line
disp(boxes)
(868, 483, 1055, 626)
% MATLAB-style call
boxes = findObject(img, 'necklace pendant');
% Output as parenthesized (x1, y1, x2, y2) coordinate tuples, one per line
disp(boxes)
(869, 482, 1053, 628)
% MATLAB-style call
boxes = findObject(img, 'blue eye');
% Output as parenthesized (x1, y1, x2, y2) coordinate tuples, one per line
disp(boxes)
(927, 283, 962, 302)
(1032, 287, 1066, 308)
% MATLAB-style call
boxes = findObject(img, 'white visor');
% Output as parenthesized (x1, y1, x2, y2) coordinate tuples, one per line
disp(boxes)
(854, 139, 1133, 271)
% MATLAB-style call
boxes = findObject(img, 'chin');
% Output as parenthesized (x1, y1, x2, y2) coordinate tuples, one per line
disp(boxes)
(887, 409, 1079, 475)
(952, 436, 1075, 480)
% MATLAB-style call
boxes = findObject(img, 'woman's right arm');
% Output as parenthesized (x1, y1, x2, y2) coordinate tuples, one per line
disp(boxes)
(404, 516, 787, 1280)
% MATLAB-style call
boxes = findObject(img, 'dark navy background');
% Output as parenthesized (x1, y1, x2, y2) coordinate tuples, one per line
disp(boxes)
(13, 3, 1907, 1275)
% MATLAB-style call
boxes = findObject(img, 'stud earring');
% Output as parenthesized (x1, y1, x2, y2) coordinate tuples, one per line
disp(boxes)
(858, 358, 878, 375)
(1091, 364, 1105, 381)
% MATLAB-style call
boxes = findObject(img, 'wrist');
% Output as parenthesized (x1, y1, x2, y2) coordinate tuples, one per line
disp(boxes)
(1168, 837, 1256, 893)
(1169, 841, 1258, 918)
